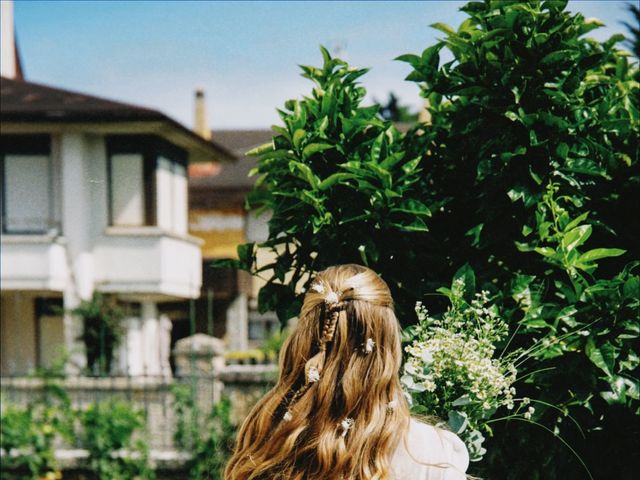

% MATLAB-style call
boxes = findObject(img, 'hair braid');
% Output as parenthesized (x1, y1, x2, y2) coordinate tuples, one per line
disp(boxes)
(281, 298, 347, 421)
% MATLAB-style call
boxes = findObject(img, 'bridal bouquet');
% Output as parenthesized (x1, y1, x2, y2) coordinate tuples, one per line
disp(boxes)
(401, 275, 532, 461)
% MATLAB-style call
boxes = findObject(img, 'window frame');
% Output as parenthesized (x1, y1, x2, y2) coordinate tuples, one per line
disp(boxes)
(105, 135, 187, 229)
(0, 135, 53, 235)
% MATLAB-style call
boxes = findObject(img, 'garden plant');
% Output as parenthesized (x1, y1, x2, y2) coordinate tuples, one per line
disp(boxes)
(223, 1, 639, 478)
(68, 292, 124, 376)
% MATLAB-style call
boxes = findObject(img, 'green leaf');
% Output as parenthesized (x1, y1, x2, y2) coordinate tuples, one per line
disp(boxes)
(452, 395, 472, 407)
(586, 338, 617, 377)
(556, 143, 569, 158)
(246, 141, 274, 156)
(466, 223, 484, 247)
(452, 263, 476, 302)
(391, 218, 429, 232)
(623, 276, 640, 299)
(209, 258, 241, 270)
(561, 225, 592, 252)
(319, 45, 332, 68)
(302, 143, 333, 160)
(395, 53, 421, 68)
(431, 22, 456, 36)
(534, 247, 556, 257)
(447, 410, 468, 434)
(318, 172, 354, 190)
(541, 50, 576, 65)
(237, 243, 255, 270)
(292, 129, 306, 150)
(563, 212, 590, 232)
(391, 199, 432, 216)
(288, 160, 320, 189)
(578, 248, 625, 264)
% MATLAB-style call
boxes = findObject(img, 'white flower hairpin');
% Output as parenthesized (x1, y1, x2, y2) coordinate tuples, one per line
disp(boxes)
(364, 338, 375, 354)
(283, 410, 293, 422)
(310, 283, 325, 294)
(339, 417, 355, 438)
(325, 291, 339, 304)
(307, 366, 320, 383)
(387, 399, 398, 412)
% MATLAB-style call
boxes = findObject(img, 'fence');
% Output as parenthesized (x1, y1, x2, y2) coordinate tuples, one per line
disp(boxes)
(0, 364, 277, 451)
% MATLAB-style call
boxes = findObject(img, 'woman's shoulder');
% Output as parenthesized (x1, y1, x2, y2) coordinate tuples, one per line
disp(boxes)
(397, 417, 469, 479)
(408, 417, 467, 452)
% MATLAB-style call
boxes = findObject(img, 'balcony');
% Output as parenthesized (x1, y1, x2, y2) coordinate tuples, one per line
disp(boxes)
(0, 234, 69, 291)
(95, 227, 202, 299)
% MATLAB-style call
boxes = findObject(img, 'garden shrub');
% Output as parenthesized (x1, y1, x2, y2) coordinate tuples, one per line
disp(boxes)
(77, 400, 154, 480)
(69, 292, 124, 376)
(172, 385, 236, 480)
(0, 402, 61, 480)
(227, 1, 638, 478)
(0, 367, 73, 480)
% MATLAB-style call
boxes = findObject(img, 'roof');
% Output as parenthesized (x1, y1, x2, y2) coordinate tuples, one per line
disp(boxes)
(212, 129, 274, 155)
(190, 128, 273, 189)
(0, 76, 236, 162)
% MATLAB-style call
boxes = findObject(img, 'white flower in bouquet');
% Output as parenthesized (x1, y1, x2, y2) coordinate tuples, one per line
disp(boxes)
(402, 279, 525, 462)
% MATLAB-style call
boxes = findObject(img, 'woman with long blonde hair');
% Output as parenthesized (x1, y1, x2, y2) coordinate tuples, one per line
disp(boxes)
(225, 264, 469, 480)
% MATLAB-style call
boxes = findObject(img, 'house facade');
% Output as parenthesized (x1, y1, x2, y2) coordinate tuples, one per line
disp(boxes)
(188, 127, 279, 350)
(0, 77, 234, 376)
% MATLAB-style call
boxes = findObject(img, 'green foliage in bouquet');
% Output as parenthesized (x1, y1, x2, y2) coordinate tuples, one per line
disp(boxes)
(402, 269, 520, 462)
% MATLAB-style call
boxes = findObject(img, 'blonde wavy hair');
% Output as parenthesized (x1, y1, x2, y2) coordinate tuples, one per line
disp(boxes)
(225, 264, 411, 480)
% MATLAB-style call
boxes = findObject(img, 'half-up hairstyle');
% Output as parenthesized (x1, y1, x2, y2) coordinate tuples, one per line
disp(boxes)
(224, 264, 411, 480)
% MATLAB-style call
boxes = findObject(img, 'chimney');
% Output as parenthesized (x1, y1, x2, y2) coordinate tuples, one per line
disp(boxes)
(193, 88, 211, 140)
(1, 0, 23, 80)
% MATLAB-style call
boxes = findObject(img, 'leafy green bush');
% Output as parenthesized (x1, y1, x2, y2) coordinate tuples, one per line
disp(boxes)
(259, 327, 290, 361)
(219, 45, 429, 320)
(226, 1, 639, 478)
(172, 385, 236, 480)
(70, 292, 124, 376)
(1, 370, 73, 480)
(185, 399, 236, 480)
(77, 400, 154, 480)
(0, 402, 61, 480)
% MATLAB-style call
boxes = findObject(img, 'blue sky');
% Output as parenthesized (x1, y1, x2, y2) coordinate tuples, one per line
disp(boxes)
(12, 0, 636, 129)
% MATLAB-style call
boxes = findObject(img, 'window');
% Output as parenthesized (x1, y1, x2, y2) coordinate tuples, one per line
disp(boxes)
(156, 156, 188, 234)
(110, 153, 147, 226)
(106, 136, 187, 232)
(35, 297, 64, 370)
(1, 135, 53, 234)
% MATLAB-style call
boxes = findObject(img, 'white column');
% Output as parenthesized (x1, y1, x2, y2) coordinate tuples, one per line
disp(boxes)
(60, 133, 94, 374)
(123, 316, 143, 376)
(60, 133, 94, 300)
(226, 293, 248, 351)
(158, 314, 173, 378)
(63, 290, 86, 375)
(141, 300, 161, 376)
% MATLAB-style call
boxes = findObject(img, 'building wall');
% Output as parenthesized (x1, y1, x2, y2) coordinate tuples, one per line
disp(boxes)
(1, 131, 201, 376)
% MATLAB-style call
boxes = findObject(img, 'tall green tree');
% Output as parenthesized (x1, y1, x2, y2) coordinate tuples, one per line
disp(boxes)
(225, 1, 639, 478)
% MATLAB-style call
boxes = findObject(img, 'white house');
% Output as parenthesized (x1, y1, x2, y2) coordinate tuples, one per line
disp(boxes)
(0, 74, 234, 376)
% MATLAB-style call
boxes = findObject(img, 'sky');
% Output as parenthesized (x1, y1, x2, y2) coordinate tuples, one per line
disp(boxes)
(10, 0, 636, 130)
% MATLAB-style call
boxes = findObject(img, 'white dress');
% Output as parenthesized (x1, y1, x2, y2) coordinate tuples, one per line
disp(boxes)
(390, 418, 470, 480)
